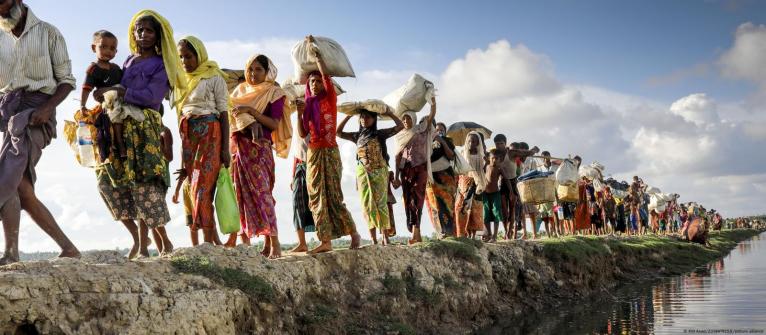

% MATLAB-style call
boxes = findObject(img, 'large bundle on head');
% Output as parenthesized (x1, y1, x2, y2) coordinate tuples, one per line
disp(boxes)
(605, 178, 629, 191)
(292, 36, 355, 84)
(555, 159, 579, 186)
(337, 99, 391, 116)
(383, 74, 435, 115)
(645, 186, 662, 195)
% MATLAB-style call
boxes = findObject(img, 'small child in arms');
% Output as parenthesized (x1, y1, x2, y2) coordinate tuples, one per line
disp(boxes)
(80, 30, 128, 159)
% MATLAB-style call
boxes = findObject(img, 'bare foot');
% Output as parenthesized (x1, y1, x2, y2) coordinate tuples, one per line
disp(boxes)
(289, 244, 308, 253)
(269, 248, 282, 259)
(0, 256, 19, 266)
(260, 244, 271, 257)
(127, 243, 139, 260)
(58, 248, 81, 259)
(350, 233, 361, 249)
(224, 234, 237, 248)
(308, 241, 333, 254)
(408, 238, 417, 245)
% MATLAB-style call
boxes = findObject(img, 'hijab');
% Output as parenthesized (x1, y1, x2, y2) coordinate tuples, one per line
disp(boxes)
(128, 10, 185, 98)
(174, 36, 229, 116)
(393, 110, 434, 182)
(464, 131, 488, 192)
(229, 54, 292, 158)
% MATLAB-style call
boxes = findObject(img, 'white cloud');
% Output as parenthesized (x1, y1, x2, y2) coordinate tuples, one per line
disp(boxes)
(669, 93, 720, 127)
(719, 22, 766, 84)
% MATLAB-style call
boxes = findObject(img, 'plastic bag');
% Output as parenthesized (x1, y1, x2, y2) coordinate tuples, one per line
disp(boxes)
(292, 36, 355, 83)
(555, 159, 578, 186)
(215, 167, 241, 234)
(383, 74, 435, 115)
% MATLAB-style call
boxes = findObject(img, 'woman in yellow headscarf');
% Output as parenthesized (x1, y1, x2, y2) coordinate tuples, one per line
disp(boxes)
(175, 36, 230, 247)
(91, 10, 183, 258)
(229, 54, 292, 259)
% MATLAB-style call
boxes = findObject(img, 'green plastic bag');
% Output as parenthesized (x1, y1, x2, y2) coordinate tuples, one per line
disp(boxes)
(215, 167, 241, 234)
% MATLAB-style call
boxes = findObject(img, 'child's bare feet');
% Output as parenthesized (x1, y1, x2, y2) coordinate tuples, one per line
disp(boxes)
(308, 241, 333, 254)
(289, 244, 308, 253)
(224, 233, 237, 248)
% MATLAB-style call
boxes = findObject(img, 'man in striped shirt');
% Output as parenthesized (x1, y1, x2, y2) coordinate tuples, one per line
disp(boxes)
(0, 0, 80, 264)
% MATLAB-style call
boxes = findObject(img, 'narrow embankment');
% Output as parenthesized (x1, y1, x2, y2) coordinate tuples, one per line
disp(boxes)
(0, 229, 761, 335)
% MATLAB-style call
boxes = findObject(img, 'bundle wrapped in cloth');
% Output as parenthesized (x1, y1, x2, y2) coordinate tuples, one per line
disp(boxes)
(579, 161, 604, 181)
(383, 74, 435, 115)
(337, 99, 391, 116)
(292, 36, 355, 83)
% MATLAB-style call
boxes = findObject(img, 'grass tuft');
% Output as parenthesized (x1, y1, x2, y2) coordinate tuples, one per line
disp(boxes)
(170, 256, 275, 302)
(416, 237, 482, 263)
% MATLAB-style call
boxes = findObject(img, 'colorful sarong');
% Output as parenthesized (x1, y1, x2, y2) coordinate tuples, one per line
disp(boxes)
(455, 175, 484, 237)
(307, 147, 356, 240)
(180, 114, 221, 230)
(356, 164, 390, 230)
(231, 133, 277, 237)
(425, 169, 457, 236)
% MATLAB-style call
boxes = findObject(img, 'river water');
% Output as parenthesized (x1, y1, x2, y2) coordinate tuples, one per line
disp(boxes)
(485, 232, 766, 334)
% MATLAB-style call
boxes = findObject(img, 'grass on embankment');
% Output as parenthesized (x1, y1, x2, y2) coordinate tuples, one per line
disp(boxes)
(170, 256, 275, 302)
(539, 229, 761, 275)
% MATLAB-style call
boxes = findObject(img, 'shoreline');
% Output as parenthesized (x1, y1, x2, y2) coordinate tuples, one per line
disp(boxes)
(0, 229, 762, 334)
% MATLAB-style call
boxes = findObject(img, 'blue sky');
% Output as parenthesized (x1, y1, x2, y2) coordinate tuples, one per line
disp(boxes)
(6, 0, 766, 252)
(38, 0, 765, 101)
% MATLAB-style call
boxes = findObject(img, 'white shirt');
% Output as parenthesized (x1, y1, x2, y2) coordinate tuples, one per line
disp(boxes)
(0, 7, 76, 94)
(180, 76, 228, 116)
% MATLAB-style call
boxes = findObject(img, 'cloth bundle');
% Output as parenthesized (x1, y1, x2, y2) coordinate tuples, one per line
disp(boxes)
(292, 36, 355, 83)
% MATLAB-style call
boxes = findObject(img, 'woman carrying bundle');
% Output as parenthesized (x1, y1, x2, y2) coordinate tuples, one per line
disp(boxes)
(455, 131, 487, 239)
(394, 97, 437, 244)
(173, 36, 230, 246)
(338, 108, 403, 245)
(229, 54, 292, 259)
(296, 35, 360, 254)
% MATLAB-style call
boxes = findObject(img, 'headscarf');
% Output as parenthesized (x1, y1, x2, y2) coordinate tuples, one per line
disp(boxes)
(229, 54, 292, 158)
(302, 71, 324, 138)
(394, 110, 434, 183)
(174, 35, 229, 116)
(356, 109, 390, 164)
(128, 10, 186, 100)
(463, 131, 488, 192)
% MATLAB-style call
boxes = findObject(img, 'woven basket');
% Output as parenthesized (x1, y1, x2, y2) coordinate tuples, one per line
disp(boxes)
(557, 184, 579, 202)
(518, 177, 556, 205)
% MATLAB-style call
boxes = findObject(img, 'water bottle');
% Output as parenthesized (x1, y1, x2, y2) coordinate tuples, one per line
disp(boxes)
(77, 121, 96, 167)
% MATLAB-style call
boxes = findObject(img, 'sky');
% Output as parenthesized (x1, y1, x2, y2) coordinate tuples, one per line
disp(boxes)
(3, 0, 766, 252)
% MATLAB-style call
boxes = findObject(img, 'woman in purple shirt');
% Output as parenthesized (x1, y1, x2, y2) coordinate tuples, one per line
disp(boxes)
(93, 10, 182, 258)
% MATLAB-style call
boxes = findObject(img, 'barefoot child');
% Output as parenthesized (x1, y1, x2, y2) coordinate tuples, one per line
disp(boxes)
(289, 130, 315, 253)
(79, 30, 126, 159)
(338, 108, 403, 245)
(484, 149, 512, 242)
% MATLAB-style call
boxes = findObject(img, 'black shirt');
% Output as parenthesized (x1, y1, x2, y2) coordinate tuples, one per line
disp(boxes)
(83, 62, 123, 90)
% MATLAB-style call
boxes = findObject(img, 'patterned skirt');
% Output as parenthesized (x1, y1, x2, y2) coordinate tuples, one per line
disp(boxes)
(231, 134, 277, 237)
(307, 147, 356, 241)
(96, 108, 170, 228)
(180, 115, 221, 230)
(426, 169, 457, 236)
(455, 175, 484, 237)
(357, 164, 390, 230)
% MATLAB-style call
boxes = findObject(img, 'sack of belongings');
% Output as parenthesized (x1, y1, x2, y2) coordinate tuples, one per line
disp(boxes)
(383, 74, 435, 115)
(555, 159, 579, 186)
(517, 171, 556, 205)
(292, 36, 355, 83)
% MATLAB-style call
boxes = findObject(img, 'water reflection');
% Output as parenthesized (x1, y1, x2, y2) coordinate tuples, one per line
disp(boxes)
(484, 233, 766, 334)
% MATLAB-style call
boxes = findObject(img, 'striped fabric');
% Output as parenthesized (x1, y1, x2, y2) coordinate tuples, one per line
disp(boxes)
(0, 6, 76, 94)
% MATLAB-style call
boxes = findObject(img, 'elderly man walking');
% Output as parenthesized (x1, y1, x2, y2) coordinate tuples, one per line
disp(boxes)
(0, 0, 80, 264)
